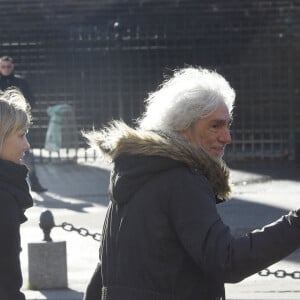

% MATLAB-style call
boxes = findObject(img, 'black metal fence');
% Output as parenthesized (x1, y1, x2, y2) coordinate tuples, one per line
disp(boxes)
(0, 0, 299, 161)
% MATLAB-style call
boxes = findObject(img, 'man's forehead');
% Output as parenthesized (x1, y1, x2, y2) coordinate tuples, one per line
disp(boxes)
(208, 112, 232, 122)
(214, 116, 232, 122)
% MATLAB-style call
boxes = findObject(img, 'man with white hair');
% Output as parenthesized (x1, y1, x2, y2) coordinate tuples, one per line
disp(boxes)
(84, 67, 300, 300)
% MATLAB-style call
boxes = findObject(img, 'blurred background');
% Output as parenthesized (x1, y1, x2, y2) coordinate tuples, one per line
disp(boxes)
(1, 0, 299, 162)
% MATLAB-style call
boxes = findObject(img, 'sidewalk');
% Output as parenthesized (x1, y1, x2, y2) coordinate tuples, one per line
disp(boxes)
(21, 159, 300, 300)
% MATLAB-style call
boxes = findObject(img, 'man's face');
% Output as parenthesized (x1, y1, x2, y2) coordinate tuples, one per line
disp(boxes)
(0, 61, 14, 76)
(179, 103, 232, 159)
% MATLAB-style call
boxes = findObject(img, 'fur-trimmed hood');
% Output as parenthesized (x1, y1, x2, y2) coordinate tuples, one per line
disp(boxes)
(85, 121, 231, 202)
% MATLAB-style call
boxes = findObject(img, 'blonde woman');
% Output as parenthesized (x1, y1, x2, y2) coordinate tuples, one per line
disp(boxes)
(0, 88, 33, 300)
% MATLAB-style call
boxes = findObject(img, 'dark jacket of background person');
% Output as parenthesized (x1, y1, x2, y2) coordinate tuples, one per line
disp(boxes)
(84, 121, 300, 300)
(0, 67, 47, 193)
(0, 73, 36, 107)
(0, 158, 33, 300)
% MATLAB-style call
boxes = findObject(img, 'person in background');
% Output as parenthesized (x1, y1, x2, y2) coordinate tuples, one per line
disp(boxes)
(0, 55, 47, 193)
(0, 88, 33, 300)
(83, 66, 300, 300)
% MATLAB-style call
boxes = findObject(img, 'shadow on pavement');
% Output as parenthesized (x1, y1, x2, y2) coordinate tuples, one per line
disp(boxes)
(228, 160, 300, 182)
(218, 197, 300, 264)
(34, 162, 110, 208)
(218, 197, 289, 230)
(33, 192, 96, 212)
(40, 288, 83, 299)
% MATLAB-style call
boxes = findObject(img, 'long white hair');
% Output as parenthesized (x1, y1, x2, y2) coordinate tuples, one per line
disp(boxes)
(138, 67, 235, 133)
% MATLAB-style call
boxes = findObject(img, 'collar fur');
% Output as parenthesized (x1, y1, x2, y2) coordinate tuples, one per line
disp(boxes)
(84, 121, 231, 200)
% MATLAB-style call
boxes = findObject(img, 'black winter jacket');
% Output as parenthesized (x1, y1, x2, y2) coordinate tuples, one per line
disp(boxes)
(84, 121, 300, 300)
(0, 73, 36, 107)
(0, 159, 33, 300)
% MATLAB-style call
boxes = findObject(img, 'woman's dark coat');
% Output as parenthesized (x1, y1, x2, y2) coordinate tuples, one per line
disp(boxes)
(84, 121, 300, 300)
(0, 159, 33, 300)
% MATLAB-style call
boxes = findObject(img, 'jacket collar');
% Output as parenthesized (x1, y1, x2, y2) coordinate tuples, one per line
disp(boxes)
(0, 159, 33, 214)
(88, 121, 231, 200)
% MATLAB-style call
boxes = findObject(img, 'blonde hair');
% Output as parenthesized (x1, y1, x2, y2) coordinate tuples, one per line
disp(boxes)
(138, 67, 235, 133)
(0, 88, 31, 151)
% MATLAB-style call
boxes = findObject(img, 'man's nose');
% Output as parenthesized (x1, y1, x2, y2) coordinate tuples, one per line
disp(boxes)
(219, 127, 231, 144)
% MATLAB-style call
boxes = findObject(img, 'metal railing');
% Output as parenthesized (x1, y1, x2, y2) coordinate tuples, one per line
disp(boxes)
(0, 0, 298, 160)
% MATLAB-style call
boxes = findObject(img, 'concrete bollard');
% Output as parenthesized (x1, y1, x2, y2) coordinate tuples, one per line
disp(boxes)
(27, 210, 68, 290)
(28, 241, 68, 289)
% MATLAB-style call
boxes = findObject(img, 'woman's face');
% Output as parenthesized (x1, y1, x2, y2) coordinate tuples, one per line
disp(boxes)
(1, 128, 30, 164)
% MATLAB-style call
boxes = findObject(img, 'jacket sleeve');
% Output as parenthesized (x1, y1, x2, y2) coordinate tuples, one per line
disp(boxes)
(83, 262, 102, 300)
(0, 192, 25, 300)
(169, 169, 300, 283)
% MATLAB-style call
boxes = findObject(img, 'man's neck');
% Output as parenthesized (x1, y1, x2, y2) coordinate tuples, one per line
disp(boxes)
(0, 73, 14, 79)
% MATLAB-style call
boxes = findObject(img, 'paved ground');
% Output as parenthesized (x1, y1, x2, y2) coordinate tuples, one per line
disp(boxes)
(20, 159, 300, 300)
